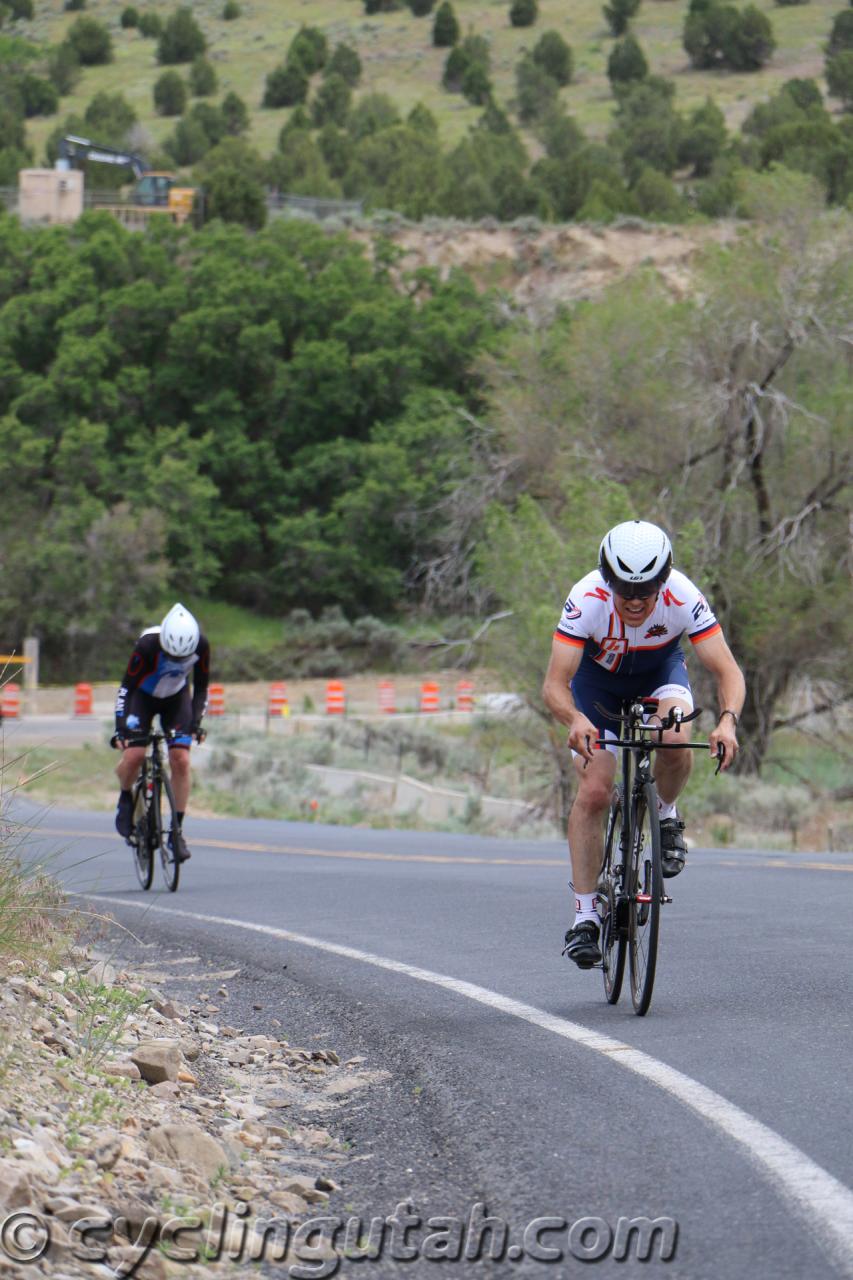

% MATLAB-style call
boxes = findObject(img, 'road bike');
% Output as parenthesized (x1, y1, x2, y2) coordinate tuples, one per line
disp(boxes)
(126, 731, 186, 892)
(595, 699, 722, 1016)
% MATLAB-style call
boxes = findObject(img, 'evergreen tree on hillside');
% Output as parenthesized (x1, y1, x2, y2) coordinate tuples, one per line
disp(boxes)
(509, 0, 538, 28)
(327, 43, 362, 86)
(157, 8, 206, 64)
(288, 26, 328, 74)
(607, 33, 648, 89)
(263, 61, 308, 108)
(603, 0, 640, 37)
(433, 1, 459, 46)
(153, 69, 187, 116)
(532, 31, 573, 86)
(190, 57, 218, 96)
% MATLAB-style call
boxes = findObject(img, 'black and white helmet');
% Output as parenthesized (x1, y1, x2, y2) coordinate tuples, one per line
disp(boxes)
(160, 603, 200, 657)
(599, 521, 672, 597)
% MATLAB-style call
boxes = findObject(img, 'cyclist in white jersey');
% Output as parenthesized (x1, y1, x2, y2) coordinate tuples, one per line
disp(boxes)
(543, 520, 745, 969)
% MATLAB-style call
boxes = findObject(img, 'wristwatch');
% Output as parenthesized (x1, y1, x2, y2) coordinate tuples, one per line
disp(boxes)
(718, 709, 739, 727)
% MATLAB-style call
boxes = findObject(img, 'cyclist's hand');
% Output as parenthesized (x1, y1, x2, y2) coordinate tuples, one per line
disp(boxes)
(192, 723, 207, 744)
(567, 713, 598, 763)
(110, 733, 126, 751)
(709, 721, 738, 771)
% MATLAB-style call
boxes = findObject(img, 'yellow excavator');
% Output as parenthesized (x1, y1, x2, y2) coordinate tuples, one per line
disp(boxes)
(57, 135, 196, 226)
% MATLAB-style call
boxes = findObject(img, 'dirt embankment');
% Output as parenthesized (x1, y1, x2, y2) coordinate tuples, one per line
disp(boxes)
(355, 219, 740, 315)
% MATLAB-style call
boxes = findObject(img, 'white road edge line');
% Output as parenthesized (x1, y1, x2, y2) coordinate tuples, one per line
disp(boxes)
(97, 895, 853, 1278)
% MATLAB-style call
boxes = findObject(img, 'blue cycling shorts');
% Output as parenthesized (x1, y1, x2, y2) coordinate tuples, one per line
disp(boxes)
(571, 650, 693, 757)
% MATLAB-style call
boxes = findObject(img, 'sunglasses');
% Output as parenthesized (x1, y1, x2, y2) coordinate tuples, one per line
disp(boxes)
(612, 580, 660, 601)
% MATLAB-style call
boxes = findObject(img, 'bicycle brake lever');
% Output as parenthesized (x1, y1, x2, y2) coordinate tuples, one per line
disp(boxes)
(714, 744, 725, 776)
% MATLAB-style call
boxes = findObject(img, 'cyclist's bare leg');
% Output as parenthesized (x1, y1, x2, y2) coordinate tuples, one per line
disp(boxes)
(168, 746, 191, 812)
(116, 747, 146, 791)
(651, 695, 693, 805)
(568, 752, 617, 894)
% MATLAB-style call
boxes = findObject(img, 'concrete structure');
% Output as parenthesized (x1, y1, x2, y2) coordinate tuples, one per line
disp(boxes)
(18, 169, 84, 225)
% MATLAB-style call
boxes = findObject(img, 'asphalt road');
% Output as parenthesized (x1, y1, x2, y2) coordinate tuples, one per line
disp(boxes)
(11, 801, 853, 1280)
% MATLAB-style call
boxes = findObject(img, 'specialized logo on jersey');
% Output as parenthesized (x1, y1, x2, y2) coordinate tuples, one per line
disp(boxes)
(661, 587, 685, 608)
(644, 623, 669, 638)
(562, 597, 582, 621)
(584, 586, 611, 602)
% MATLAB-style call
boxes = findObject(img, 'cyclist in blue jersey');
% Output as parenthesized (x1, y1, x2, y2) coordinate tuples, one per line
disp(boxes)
(112, 604, 210, 861)
(542, 521, 745, 969)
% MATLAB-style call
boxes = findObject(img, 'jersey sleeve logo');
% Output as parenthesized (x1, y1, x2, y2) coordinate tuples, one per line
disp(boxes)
(562, 597, 582, 621)
(691, 596, 709, 621)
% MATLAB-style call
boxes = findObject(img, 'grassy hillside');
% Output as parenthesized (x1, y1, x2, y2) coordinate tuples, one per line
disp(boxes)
(19, 0, 843, 169)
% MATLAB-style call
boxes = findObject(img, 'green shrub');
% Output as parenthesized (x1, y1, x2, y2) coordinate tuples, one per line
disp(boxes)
(153, 68, 187, 115)
(189, 56, 217, 96)
(461, 60, 492, 105)
(607, 32, 648, 87)
(432, 0, 459, 46)
(120, 7, 139, 28)
(509, 0, 538, 28)
(157, 7, 206, 64)
(263, 61, 308, 108)
(826, 50, 853, 108)
(326, 42, 361, 86)
(532, 31, 573, 86)
(603, 0, 640, 37)
(409, 0, 435, 14)
(138, 12, 163, 38)
(19, 73, 58, 117)
(64, 0, 86, 10)
(828, 10, 853, 57)
(364, 0, 402, 11)
(288, 25, 328, 75)
(515, 53, 558, 122)
(47, 42, 81, 95)
(222, 0, 240, 17)
(222, 90, 248, 135)
(684, 2, 775, 71)
(311, 72, 351, 127)
(66, 16, 113, 65)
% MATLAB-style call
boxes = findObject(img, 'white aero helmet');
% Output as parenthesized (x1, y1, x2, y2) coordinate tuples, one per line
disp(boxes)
(160, 603, 200, 657)
(599, 520, 673, 598)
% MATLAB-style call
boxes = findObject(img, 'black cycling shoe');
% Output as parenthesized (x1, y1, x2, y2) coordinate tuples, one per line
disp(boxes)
(562, 921, 602, 969)
(168, 829, 191, 863)
(660, 817, 687, 878)
(115, 791, 133, 839)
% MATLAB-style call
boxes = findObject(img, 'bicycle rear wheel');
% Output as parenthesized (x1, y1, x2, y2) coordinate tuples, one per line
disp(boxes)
(628, 782, 663, 1016)
(155, 771, 181, 892)
(598, 793, 627, 1005)
(131, 779, 153, 891)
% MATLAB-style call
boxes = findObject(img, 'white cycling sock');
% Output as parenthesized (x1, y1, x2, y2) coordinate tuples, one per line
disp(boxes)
(574, 892, 599, 926)
(657, 796, 677, 820)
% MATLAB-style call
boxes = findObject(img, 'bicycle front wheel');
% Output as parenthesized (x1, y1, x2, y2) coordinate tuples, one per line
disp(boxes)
(598, 793, 627, 1006)
(628, 782, 663, 1016)
(131, 780, 153, 891)
(155, 771, 181, 892)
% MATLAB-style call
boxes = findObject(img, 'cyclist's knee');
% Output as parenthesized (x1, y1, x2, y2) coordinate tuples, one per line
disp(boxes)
(169, 747, 191, 776)
(574, 776, 613, 816)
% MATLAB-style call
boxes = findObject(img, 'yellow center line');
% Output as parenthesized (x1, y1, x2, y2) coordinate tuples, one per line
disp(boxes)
(30, 827, 565, 867)
(27, 829, 853, 872)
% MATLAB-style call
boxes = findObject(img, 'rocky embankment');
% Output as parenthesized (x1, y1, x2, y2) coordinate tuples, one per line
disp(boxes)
(0, 945, 386, 1278)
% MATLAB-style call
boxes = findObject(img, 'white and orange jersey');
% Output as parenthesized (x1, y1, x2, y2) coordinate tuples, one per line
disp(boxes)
(553, 568, 720, 682)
